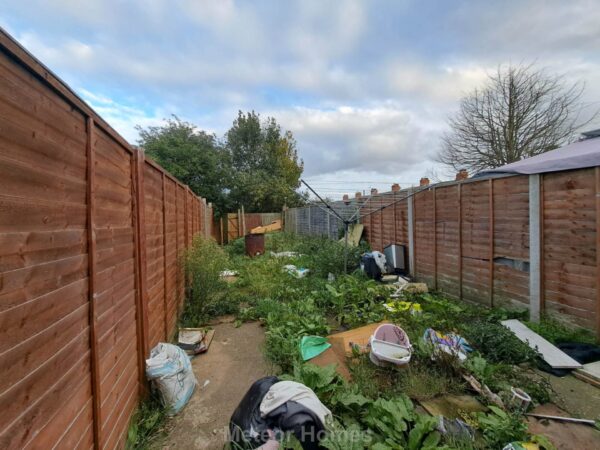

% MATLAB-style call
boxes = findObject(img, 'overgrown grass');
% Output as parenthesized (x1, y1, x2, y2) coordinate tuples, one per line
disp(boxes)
(526, 316, 598, 345)
(181, 235, 235, 325)
(125, 395, 168, 450)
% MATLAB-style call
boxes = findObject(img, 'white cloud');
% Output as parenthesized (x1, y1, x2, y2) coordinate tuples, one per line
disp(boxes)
(271, 103, 445, 177)
(3, 0, 600, 188)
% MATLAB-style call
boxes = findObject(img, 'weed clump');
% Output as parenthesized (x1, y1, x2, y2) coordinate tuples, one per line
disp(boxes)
(181, 236, 232, 325)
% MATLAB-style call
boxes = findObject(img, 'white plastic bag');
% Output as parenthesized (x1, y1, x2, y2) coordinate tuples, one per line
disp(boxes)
(146, 343, 197, 415)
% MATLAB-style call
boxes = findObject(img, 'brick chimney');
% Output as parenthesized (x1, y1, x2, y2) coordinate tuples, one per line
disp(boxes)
(456, 169, 468, 181)
(355, 192, 361, 199)
(419, 177, 430, 186)
(342, 194, 349, 203)
(391, 183, 401, 192)
(370, 188, 378, 195)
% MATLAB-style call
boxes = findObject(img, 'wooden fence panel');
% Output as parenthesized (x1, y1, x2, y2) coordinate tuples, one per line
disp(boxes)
(415, 188, 435, 286)
(0, 29, 215, 450)
(461, 180, 491, 305)
(164, 177, 178, 339)
(0, 46, 93, 449)
(144, 163, 166, 349)
(176, 185, 186, 314)
(434, 185, 460, 297)
(94, 128, 138, 450)
(543, 169, 597, 330)
(493, 176, 530, 308)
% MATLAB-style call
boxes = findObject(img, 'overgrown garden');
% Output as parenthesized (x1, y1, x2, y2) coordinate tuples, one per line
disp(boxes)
(130, 232, 598, 449)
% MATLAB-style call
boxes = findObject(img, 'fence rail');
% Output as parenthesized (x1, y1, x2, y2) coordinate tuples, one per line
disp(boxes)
(285, 170, 600, 335)
(0, 29, 212, 450)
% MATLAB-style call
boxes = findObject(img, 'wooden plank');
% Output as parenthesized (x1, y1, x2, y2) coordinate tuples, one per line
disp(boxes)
(501, 319, 582, 369)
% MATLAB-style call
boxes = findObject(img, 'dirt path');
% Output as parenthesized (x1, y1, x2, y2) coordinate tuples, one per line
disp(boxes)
(153, 321, 270, 450)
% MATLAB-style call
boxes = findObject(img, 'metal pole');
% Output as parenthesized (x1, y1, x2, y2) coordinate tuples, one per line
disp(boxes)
(344, 222, 349, 274)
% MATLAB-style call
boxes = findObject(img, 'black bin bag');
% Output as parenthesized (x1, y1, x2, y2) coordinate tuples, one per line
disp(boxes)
(229, 376, 280, 449)
(229, 377, 326, 450)
(361, 254, 382, 280)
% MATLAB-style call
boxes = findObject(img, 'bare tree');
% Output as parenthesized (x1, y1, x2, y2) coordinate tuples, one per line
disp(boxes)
(439, 64, 597, 173)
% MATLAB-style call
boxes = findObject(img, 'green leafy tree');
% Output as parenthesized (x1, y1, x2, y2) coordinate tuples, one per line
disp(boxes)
(136, 116, 231, 213)
(226, 111, 306, 212)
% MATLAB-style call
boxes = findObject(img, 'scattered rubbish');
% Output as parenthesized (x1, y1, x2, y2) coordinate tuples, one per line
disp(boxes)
(502, 442, 541, 450)
(360, 251, 386, 280)
(383, 243, 407, 273)
(220, 270, 239, 283)
(229, 376, 329, 449)
(329, 321, 388, 357)
(403, 282, 429, 294)
(369, 323, 412, 367)
(309, 346, 351, 381)
(245, 233, 265, 256)
(177, 328, 215, 355)
(501, 320, 582, 369)
(282, 264, 310, 278)
(327, 272, 335, 282)
(525, 413, 596, 426)
(423, 328, 471, 362)
(389, 276, 410, 298)
(381, 274, 399, 283)
(509, 387, 531, 411)
(202, 380, 210, 389)
(383, 300, 422, 314)
(250, 219, 282, 234)
(527, 404, 600, 449)
(462, 374, 504, 408)
(146, 343, 197, 415)
(437, 416, 474, 441)
(339, 223, 364, 247)
(574, 360, 600, 387)
(299, 335, 331, 361)
(310, 322, 390, 381)
(220, 270, 239, 277)
(270, 251, 299, 258)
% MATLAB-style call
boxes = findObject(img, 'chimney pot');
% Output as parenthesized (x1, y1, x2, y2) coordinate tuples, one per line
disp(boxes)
(391, 183, 401, 192)
(370, 188, 378, 195)
(343, 194, 349, 203)
(355, 192, 361, 199)
(456, 169, 469, 181)
(419, 177, 430, 186)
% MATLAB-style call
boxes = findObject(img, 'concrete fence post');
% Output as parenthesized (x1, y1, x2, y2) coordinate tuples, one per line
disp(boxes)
(529, 174, 541, 322)
(408, 188, 416, 277)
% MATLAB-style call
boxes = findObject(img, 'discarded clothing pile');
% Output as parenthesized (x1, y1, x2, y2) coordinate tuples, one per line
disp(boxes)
(230, 376, 331, 450)
(423, 328, 472, 362)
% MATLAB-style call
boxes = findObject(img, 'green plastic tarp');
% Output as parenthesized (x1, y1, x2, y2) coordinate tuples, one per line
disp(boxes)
(299, 335, 331, 361)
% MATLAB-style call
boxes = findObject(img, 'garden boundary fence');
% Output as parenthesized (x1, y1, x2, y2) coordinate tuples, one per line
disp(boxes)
(218, 211, 281, 243)
(284, 169, 600, 336)
(0, 30, 213, 450)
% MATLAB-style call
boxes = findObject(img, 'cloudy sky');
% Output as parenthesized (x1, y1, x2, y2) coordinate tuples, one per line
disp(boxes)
(2, 0, 600, 198)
